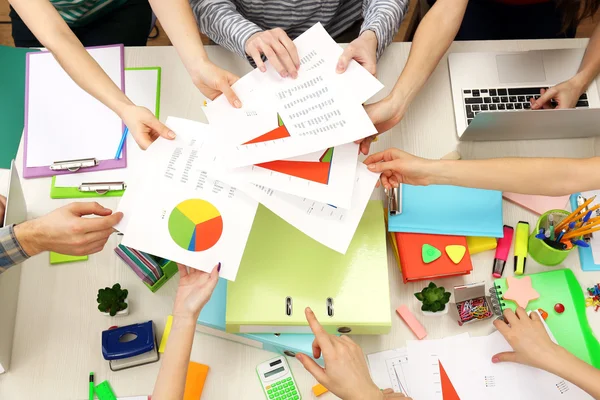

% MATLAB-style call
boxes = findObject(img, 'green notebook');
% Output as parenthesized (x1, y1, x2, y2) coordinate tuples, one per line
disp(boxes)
(491, 269, 600, 368)
(0, 46, 40, 169)
(226, 201, 391, 335)
(50, 252, 88, 265)
(50, 67, 161, 199)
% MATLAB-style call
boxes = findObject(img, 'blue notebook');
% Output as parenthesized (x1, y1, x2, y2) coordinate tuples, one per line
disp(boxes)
(570, 193, 600, 271)
(388, 184, 503, 237)
(197, 278, 324, 365)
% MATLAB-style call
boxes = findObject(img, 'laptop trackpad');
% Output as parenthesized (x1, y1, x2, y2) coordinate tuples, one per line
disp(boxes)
(496, 52, 546, 83)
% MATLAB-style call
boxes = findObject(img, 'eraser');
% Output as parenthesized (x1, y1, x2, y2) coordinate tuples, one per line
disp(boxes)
(396, 305, 427, 340)
(183, 362, 209, 400)
(312, 383, 328, 396)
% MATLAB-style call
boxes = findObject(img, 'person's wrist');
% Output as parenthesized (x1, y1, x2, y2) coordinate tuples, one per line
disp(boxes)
(540, 344, 571, 375)
(172, 313, 199, 328)
(13, 219, 44, 257)
(571, 71, 591, 93)
(425, 159, 449, 185)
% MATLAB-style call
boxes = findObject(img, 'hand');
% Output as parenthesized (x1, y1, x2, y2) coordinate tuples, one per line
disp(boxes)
(337, 30, 378, 76)
(191, 60, 242, 108)
(13, 202, 122, 257)
(531, 79, 584, 110)
(172, 263, 219, 321)
(120, 105, 176, 150)
(492, 308, 563, 371)
(364, 148, 433, 189)
(358, 95, 407, 155)
(245, 28, 300, 78)
(382, 389, 411, 398)
(295, 307, 383, 400)
(0, 195, 6, 224)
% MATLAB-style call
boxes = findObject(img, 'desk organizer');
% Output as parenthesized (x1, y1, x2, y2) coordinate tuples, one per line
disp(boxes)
(115, 245, 178, 292)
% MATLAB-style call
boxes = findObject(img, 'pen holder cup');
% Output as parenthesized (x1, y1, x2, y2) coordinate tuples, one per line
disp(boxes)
(528, 209, 575, 266)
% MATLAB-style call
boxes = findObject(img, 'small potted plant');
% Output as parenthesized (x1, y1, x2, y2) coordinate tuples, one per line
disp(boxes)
(97, 283, 129, 317)
(414, 282, 451, 316)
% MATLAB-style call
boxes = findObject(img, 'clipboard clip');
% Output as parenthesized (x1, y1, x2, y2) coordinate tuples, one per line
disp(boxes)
(50, 158, 98, 172)
(79, 181, 126, 195)
(386, 185, 402, 216)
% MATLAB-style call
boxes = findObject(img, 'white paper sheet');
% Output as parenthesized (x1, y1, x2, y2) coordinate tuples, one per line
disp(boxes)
(118, 137, 258, 281)
(231, 142, 358, 208)
(367, 348, 411, 396)
(217, 164, 379, 254)
(54, 68, 160, 188)
(25, 46, 123, 168)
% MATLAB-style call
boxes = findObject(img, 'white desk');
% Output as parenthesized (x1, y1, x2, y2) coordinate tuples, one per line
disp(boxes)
(1, 40, 600, 400)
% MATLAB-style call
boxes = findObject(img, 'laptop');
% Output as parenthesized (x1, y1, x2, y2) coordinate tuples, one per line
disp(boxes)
(0, 160, 27, 374)
(449, 49, 600, 141)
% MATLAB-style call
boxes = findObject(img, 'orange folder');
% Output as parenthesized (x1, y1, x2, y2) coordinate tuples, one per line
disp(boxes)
(183, 362, 209, 400)
(394, 233, 473, 283)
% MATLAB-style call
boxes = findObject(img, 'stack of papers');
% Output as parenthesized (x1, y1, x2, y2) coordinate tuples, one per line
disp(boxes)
(115, 23, 383, 281)
(368, 319, 592, 399)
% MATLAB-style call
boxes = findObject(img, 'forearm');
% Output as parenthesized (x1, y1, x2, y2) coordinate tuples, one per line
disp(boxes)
(0, 225, 31, 271)
(388, 0, 467, 106)
(149, 0, 211, 75)
(10, 0, 133, 119)
(361, 0, 408, 59)
(544, 346, 600, 399)
(189, 0, 261, 59)
(573, 21, 600, 91)
(428, 157, 600, 196)
(152, 316, 197, 400)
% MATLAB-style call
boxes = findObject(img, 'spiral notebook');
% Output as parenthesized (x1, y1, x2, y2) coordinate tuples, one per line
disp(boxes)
(388, 184, 503, 237)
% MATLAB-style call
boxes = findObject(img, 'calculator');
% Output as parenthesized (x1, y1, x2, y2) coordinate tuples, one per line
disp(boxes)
(256, 356, 301, 400)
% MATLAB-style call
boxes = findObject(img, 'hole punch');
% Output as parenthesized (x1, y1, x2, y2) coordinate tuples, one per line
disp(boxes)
(119, 333, 138, 343)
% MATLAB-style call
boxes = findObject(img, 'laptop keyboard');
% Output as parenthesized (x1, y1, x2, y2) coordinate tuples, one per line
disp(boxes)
(462, 87, 589, 126)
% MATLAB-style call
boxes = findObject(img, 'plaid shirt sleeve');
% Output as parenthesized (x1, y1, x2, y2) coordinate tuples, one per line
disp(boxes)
(0, 225, 30, 273)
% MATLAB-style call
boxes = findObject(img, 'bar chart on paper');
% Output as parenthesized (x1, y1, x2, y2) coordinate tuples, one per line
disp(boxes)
(168, 199, 223, 252)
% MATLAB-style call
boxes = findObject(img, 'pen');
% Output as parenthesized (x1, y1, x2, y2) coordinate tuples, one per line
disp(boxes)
(548, 214, 555, 241)
(89, 372, 94, 400)
(544, 239, 567, 250)
(493, 225, 514, 278)
(514, 221, 529, 275)
(555, 196, 596, 232)
(556, 229, 566, 242)
(572, 239, 590, 248)
(114, 126, 129, 160)
(535, 228, 545, 240)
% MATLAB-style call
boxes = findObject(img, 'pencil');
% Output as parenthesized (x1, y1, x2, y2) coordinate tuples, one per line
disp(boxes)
(555, 196, 596, 232)
(564, 225, 600, 240)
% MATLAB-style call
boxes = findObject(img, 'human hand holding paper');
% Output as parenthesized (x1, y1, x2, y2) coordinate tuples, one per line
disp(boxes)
(245, 28, 300, 78)
(121, 105, 176, 150)
(337, 30, 378, 76)
(364, 148, 433, 189)
(190, 60, 242, 108)
(173, 263, 220, 321)
(358, 94, 407, 155)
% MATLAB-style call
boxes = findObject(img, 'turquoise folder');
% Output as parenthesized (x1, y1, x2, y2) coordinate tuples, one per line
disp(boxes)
(388, 184, 503, 237)
(0, 46, 40, 169)
(197, 278, 324, 366)
(570, 193, 600, 271)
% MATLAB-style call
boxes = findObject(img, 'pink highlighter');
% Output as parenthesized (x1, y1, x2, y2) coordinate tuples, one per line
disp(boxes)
(493, 225, 514, 278)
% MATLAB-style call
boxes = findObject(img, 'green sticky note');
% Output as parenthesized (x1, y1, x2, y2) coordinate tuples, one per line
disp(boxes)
(0, 46, 40, 169)
(95, 380, 117, 400)
(49, 252, 88, 264)
(422, 244, 441, 264)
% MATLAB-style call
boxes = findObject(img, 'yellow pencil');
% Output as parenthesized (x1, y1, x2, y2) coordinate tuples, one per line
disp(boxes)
(564, 225, 600, 240)
(555, 196, 597, 232)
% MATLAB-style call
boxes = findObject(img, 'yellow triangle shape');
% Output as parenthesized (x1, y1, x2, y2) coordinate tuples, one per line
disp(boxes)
(445, 245, 466, 264)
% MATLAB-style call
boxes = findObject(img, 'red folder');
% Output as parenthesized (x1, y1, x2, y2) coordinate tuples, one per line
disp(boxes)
(394, 233, 473, 283)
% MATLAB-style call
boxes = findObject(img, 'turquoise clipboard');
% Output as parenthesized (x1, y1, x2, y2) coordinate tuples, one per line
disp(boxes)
(388, 184, 504, 237)
(570, 193, 600, 271)
(50, 67, 161, 199)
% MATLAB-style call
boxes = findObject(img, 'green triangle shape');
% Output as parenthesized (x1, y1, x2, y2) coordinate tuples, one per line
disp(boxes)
(422, 244, 442, 264)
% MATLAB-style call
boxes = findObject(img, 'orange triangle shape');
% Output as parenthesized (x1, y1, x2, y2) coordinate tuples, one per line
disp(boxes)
(439, 361, 460, 400)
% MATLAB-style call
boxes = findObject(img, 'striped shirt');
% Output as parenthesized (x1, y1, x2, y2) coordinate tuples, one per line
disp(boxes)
(0, 225, 29, 273)
(49, 0, 127, 27)
(191, 0, 407, 61)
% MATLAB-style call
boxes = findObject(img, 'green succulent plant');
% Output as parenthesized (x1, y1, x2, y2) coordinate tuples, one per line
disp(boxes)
(414, 282, 451, 312)
(97, 283, 128, 316)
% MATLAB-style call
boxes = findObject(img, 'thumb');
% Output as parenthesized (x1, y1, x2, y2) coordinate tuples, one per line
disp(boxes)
(492, 351, 517, 364)
(336, 47, 353, 74)
(366, 160, 397, 174)
(532, 88, 555, 110)
(69, 202, 112, 217)
(148, 117, 176, 140)
(296, 353, 327, 384)
(217, 77, 242, 109)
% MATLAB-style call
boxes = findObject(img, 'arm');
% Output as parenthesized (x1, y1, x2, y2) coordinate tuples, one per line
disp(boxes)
(152, 264, 219, 400)
(494, 308, 600, 399)
(364, 148, 600, 196)
(361, 0, 408, 60)
(534, 20, 600, 109)
(0, 225, 30, 272)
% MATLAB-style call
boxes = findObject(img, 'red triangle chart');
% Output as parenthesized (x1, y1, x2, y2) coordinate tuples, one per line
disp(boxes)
(439, 361, 461, 400)
(256, 160, 331, 184)
(243, 113, 290, 145)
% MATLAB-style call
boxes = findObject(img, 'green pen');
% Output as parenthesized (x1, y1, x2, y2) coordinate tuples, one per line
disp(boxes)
(89, 372, 94, 400)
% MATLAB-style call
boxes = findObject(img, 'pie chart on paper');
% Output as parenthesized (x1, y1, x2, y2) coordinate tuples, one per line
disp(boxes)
(168, 199, 223, 252)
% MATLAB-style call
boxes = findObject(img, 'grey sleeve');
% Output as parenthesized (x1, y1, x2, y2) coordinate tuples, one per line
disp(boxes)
(361, 0, 408, 59)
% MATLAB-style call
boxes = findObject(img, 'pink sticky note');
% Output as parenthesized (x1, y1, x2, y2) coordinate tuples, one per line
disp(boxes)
(396, 305, 427, 339)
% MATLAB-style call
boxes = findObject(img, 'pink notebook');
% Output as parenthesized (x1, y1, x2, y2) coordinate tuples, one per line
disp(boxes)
(503, 192, 569, 215)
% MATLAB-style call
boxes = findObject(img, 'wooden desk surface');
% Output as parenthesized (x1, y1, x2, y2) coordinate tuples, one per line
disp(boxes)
(1, 40, 599, 400)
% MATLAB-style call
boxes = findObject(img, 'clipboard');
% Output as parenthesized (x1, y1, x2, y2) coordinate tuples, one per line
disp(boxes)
(50, 67, 161, 198)
(570, 192, 600, 271)
(23, 44, 126, 178)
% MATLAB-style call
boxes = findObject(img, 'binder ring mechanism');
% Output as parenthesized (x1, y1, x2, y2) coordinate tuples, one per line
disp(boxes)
(78, 181, 127, 195)
(386, 186, 402, 216)
(489, 286, 506, 321)
(50, 157, 99, 173)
